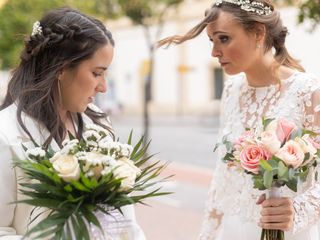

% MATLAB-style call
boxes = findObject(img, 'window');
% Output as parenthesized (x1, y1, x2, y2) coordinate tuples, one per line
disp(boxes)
(213, 68, 224, 99)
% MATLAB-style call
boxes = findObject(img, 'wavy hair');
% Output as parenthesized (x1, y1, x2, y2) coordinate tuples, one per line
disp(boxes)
(158, 0, 304, 73)
(1, 7, 115, 148)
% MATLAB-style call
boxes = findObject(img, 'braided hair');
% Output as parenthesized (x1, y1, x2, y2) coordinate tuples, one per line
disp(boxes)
(1, 7, 115, 148)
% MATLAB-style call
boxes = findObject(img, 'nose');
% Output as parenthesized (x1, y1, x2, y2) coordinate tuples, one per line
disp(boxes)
(211, 45, 222, 58)
(96, 79, 107, 93)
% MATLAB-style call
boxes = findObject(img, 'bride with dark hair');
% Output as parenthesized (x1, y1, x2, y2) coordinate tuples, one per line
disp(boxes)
(0, 7, 145, 240)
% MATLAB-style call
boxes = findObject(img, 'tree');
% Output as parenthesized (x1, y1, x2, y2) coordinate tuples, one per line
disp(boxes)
(278, 0, 320, 29)
(298, 0, 320, 29)
(99, 0, 183, 144)
(0, 0, 101, 69)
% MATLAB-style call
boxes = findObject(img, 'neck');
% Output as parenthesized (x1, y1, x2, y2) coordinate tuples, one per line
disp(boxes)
(244, 51, 278, 87)
(59, 107, 77, 138)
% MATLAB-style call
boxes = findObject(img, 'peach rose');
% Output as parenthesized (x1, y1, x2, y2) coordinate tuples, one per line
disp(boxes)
(240, 145, 270, 174)
(234, 131, 255, 150)
(260, 131, 281, 155)
(275, 140, 304, 169)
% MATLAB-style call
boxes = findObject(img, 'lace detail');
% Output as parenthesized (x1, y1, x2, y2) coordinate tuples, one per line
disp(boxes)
(199, 71, 320, 239)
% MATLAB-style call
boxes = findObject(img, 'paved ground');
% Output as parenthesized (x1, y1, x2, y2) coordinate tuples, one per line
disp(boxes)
(135, 162, 212, 240)
(111, 115, 219, 240)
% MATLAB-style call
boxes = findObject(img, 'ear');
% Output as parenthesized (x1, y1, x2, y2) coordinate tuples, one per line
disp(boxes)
(254, 23, 266, 43)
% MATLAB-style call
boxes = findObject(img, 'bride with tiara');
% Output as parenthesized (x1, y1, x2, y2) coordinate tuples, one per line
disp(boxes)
(158, 0, 320, 239)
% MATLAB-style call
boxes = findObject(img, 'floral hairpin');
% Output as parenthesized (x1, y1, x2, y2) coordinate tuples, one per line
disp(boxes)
(31, 21, 42, 36)
(214, 0, 273, 16)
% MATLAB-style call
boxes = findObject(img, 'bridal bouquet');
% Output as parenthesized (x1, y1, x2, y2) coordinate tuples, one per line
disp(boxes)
(215, 118, 320, 240)
(15, 124, 169, 240)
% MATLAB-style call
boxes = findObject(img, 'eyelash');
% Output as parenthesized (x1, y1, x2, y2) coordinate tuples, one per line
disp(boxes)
(219, 35, 229, 43)
(93, 72, 102, 77)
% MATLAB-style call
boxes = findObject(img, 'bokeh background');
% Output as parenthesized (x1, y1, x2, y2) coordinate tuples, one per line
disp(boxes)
(0, 0, 319, 239)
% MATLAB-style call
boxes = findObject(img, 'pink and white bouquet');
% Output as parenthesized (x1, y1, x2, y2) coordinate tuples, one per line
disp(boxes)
(15, 124, 169, 240)
(215, 118, 320, 240)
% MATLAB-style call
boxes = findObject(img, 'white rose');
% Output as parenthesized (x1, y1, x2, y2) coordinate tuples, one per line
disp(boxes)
(260, 131, 281, 154)
(113, 159, 141, 191)
(52, 154, 80, 182)
(295, 135, 317, 155)
(295, 135, 317, 164)
(275, 140, 304, 169)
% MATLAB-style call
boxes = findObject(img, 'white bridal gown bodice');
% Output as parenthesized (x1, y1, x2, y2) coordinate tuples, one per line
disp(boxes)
(199, 71, 320, 240)
(0, 103, 145, 240)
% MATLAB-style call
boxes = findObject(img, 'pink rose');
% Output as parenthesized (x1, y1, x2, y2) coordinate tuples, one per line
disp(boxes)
(275, 140, 304, 169)
(240, 145, 271, 174)
(234, 131, 254, 149)
(276, 119, 297, 143)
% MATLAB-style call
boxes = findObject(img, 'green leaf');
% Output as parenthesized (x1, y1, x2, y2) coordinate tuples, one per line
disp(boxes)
(75, 213, 91, 240)
(299, 167, 309, 182)
(286, 178, 298, 192)
(260, 160, 273, 171)
(81, 205, 103, 232)
(127, 129, 133, 145)
(278, 161, 288, 177)
(290, 129, 303, 140)
(263, 170, 273, 189)
(262, 118, 274, 131)
(70, 180, 91, 192)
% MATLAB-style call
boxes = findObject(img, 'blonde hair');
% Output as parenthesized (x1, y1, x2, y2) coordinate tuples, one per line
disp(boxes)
(158, 0, 304, 72)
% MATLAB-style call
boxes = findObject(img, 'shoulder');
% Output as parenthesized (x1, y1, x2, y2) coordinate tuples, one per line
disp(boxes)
(83, 104, 113, 130)
(224, 73, 246, 90)
(288, 71, 320, 94)
(0, 104, 19, 142)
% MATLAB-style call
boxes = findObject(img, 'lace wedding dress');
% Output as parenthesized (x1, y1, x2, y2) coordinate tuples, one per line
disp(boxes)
(199, 71, 320, 240)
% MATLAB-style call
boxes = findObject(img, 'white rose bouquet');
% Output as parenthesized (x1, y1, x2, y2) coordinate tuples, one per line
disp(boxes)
(215, 118, 320, 240)
(15, 124, 169, 240)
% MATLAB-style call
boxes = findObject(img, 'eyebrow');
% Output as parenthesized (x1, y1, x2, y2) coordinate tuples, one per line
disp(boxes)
(95, 66, 108, 71)
(211, 31, 228, 36)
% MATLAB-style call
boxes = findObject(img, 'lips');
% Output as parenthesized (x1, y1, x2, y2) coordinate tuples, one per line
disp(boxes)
(219, 61, 229, 66)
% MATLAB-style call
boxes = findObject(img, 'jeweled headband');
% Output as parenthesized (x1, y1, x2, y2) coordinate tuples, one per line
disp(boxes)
(214, 0, 273, 16)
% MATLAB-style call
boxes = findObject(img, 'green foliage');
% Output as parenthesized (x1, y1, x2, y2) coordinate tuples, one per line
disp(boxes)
(114, 0, 183, 25)
(14, 133, 170, 240)
(298, 0, 320, 29)
(252, 156, 310, 192)
(0, 0, 104, 69)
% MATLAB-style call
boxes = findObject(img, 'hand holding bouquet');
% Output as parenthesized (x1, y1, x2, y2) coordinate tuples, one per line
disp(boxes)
(15, 124, 170, 240)
(216, 118, 320, 240)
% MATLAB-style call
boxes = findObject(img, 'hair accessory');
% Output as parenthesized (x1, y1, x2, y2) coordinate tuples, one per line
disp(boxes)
(31, 21, 43, 36)
(214, 0, 273, 16)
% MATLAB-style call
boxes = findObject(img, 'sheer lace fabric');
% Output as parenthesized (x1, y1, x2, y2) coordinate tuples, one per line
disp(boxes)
(199, 72, 320, 240)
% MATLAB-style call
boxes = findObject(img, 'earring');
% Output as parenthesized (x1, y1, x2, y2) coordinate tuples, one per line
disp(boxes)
(256, 43, 261, 49)
(57, 80, 63, 104)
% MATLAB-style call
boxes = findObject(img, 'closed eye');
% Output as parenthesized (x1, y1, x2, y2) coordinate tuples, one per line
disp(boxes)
(93, 72, 103, 77)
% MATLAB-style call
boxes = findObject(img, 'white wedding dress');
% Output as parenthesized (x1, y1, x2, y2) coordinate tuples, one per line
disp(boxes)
(199, 71, 320, 240)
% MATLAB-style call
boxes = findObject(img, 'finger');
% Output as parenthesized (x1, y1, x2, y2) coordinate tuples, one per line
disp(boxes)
(260, 214, 292, 223)
(256, 193, 266, 204)
(258, 221, 292, 231)
(262, 198, 291, 207)
(261, 206, 294, 216)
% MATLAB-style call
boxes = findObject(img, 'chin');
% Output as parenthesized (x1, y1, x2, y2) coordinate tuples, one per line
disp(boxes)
(224, 67, 241, 76)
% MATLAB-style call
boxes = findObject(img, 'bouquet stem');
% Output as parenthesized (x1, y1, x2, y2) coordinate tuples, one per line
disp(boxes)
(260, 187, 285, 240)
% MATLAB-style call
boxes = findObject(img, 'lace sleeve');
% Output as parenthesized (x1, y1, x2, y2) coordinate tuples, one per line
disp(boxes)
(292, 85, 320, 234)
(198, 79, 235, 240)
(198, 177, 223, 240)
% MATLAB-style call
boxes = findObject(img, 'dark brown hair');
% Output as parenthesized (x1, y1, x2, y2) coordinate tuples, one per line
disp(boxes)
(158, 0, 304, 72)
(1, 7, 115, 148)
